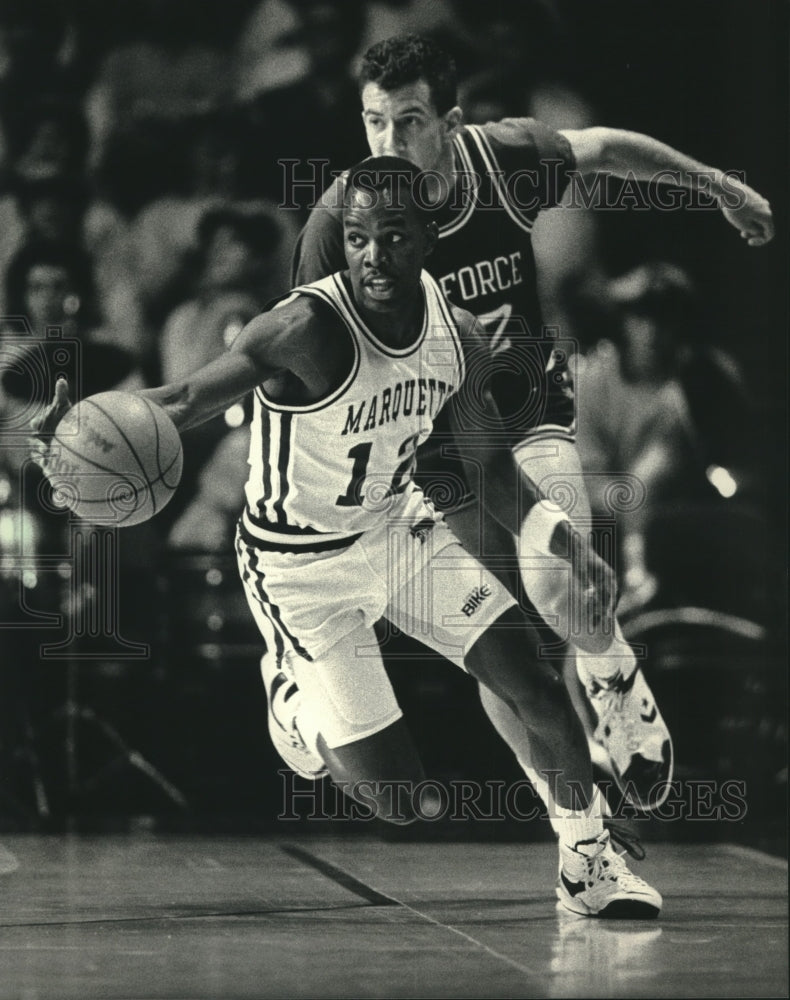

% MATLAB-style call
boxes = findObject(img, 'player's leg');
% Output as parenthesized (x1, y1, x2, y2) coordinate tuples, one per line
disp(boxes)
(285, 624, 442, 824)
(234, 517, 443, 824)
(260, 651, 329, 779)
(465, 603, 593, 806)
(463, 605, 660, 918)
(444, 499, 560, 779)
(387, 523, 662, 917)
(515, 437, 673, 809)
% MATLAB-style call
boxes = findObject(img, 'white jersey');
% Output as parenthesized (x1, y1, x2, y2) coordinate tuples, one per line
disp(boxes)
(241, 270, 465, 548)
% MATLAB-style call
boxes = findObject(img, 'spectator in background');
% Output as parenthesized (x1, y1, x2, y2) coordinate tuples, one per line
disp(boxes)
(0, 175, 87, 313)
(232, 0, 310, 101)
(0, 173, 149, 364)
(1, 239, 142, 391)
(83, 5, 231, 181)
(0, 89, 91, 317)
(0, 84, 150, 365)
(0, 239, 145, 588)
(573, 262, 760, 614)
(3, 96, 90, 183)
(0, 0, 84, 107)
(159, 204, 289, 551)
(159, 205, 286, 382)
(234, 0, 369, 207)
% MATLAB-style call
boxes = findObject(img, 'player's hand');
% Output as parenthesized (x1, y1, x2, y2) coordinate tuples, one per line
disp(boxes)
(29, 377, 72, 470)
(552, 519, 617, 653)
(720, 183, 774, 247)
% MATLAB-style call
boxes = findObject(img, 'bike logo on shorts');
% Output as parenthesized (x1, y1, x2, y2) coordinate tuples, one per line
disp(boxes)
(461, 584, 491, 617)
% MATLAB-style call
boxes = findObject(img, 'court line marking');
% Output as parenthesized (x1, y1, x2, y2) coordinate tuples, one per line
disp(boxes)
(720, 844, 788, 871)
(0, 902, 381, 930)
(282, 844, 541, 980)
(281, 845, 397, 906)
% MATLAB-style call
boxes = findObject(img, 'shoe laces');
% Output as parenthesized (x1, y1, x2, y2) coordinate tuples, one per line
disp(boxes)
(581, 841, 651, 893)
(604, 818, 646, 861)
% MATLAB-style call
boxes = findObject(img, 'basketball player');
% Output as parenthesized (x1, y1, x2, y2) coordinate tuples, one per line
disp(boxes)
(35, 159, 661, 917)
(291, 34, 775, 811)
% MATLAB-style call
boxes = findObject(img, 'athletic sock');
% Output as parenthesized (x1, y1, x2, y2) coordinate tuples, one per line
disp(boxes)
(521, 762, 605, 849)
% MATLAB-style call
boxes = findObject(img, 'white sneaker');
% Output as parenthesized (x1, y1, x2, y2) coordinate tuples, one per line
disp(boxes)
(261, 656, 327, 780)
(557, 830, 662, 919)
(579, 662, 673, 810)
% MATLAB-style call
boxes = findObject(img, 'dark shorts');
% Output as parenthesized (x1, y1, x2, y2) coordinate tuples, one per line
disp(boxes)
(416, 341, 576, 514)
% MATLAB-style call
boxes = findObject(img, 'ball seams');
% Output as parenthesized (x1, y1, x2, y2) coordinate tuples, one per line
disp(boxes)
(49, 391, 183, 527)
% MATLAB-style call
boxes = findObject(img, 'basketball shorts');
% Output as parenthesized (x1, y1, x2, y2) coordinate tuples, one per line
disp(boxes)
(235, 488, 515, 747)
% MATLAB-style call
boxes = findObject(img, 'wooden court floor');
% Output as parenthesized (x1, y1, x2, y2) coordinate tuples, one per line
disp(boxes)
(0, 833, 786, 999)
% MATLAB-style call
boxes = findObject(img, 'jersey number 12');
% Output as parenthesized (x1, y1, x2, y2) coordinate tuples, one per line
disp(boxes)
(335, 434, 421, 507)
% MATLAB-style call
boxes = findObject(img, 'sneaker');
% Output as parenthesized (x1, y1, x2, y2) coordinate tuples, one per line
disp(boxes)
(260, 655, 328, 780)
(579, 662, 673, 811)
(556, 830, 662, 919)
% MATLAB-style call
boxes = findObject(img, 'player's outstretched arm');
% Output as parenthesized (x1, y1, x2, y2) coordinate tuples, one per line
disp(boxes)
(560, 126, 774, 246)
(139, 301, 314, 431)
(29, 302, 316, 472)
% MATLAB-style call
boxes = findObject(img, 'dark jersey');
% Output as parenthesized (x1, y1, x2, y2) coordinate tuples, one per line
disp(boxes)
(293, 118, 578, 509)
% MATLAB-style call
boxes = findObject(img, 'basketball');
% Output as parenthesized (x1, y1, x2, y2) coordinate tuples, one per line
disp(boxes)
(47, 391, 183, 527)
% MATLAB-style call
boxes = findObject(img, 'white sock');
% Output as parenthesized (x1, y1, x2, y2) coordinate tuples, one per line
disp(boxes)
(521, 762, 605, 849)
(552, 800, 606, 851)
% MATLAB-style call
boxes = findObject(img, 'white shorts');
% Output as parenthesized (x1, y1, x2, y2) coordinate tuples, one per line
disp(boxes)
(235, 489, 515, 748)
(236, 488, 515, 665)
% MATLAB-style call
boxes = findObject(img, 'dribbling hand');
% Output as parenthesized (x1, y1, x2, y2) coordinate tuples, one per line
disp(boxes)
(29, 377, 73, 471)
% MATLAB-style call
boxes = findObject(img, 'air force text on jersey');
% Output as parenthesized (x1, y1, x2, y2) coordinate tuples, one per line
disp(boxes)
(438, 250, 523, 304)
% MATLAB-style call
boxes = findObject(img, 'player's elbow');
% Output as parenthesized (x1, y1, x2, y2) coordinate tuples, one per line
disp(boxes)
(566, 126, 619, 175)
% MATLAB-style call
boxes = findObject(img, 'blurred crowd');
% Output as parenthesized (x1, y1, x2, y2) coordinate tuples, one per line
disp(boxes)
(0, 0, 778, 607)
(0, 0, 593, 553)
(0, 0, 783, 824)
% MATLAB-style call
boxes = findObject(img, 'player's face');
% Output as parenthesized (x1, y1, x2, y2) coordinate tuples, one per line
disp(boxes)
(343, 187, 431, 314)
(361, 80, 459, 173)
(202, 225, 255, 288)
(25, 264, 74, 327)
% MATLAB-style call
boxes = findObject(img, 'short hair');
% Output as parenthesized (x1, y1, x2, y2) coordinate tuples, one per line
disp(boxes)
(4, 239, 96, 319)
(196, 205, 282, 258)
(343, 156, 433, 223)
(359, 34, 457, 115)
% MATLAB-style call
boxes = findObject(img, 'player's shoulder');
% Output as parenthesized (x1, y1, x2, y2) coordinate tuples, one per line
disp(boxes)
(271, 280, 352, 345)
(462, 117, 574, 167)
(271, 284, 334, 325)
(314, 172, 347, 216)
(465, 116, 552, 146)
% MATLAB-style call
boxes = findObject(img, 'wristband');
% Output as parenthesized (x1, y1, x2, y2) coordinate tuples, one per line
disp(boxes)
(520, 501, 570, 554)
